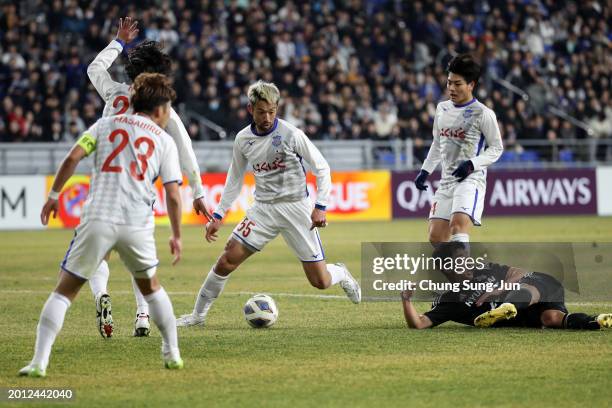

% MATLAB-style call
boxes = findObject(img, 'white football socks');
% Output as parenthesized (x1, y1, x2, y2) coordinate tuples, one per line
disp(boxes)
(144, 287, 179, 360)
(89, 260, 109, 297)
(194, 268, 229, 316)
(131, 278, 149, 316)
(31, 292, 71, 370)
(450, 233, 470, 243)
(327, 263, 348, 285)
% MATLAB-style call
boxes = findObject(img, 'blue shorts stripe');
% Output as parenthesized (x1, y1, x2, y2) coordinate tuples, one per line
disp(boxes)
(315, 229, 325, 259)
(61, 230, 78, 268)
(471, 189, 479, 219)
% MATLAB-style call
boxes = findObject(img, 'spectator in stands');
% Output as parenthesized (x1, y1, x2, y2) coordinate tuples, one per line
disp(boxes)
(0, 0, 609, 167)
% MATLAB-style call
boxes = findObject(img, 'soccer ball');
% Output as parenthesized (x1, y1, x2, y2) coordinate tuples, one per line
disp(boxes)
(243, 294, 278, 328)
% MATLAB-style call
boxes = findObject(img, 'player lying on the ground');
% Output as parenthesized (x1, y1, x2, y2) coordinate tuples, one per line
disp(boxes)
(176, 80, 361, 327)
(19, 74, 184, 378)
(400, 261, 612, 330)
(413, 54, 503, 246)
(86, 17, 211, 338)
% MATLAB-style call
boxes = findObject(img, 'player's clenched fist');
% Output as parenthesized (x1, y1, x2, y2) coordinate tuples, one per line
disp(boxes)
(310, 208, 327, 230)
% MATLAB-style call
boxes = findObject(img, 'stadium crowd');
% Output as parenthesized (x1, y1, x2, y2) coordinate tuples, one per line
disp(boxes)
(0, 0, 610, 162)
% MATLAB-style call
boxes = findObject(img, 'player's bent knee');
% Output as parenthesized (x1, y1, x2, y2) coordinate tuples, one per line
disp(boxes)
(540, 310, 564, 328)
(215, 254, 240, 275)
(306, 271, 331, 290)
(449, 221, 469, 234)
(302, 262, 331, 289)
(450, 212, 473, 232)
(134, 276, 159, 296)
(428, 221, 450, 244)
(428, 231, 448, 244)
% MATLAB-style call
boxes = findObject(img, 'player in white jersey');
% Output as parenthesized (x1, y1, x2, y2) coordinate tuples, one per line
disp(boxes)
(176, 81, 361, 327)
(414, 54, 503, 245)
(86, 18, 211, 337)
(19, 74, 184, 377)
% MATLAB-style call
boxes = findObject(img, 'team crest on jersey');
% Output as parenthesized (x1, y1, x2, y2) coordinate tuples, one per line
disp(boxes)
(272, 135, 282, 147)
(463, 108, 473, 119)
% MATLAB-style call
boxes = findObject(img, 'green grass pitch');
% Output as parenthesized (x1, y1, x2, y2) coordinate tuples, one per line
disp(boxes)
(1, 216, 611, 407)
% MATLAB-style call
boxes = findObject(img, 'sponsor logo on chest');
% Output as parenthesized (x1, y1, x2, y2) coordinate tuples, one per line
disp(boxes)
(439, 127, 466, 140)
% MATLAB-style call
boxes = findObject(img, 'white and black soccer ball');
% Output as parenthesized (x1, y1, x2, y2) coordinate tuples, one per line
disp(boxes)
(243, 294, 278, 328)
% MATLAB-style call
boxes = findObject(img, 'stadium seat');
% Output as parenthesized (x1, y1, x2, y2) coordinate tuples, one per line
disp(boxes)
(519, 150, 539, 162)
(559, 149, 574, 162)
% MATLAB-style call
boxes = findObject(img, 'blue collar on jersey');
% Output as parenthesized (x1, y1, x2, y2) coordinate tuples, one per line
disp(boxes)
(453, 98, 477, 108)
(250, 118, 278, 136)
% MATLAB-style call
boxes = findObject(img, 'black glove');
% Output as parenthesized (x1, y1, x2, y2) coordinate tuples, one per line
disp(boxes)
(414, 169, 430, 191)
(451, 160, 474, 182)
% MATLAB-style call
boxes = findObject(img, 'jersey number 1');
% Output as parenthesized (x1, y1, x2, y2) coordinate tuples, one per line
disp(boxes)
(101, 129, 155, 181)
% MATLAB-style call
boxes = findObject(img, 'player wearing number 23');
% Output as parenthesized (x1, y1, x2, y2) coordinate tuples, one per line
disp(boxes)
(19, 73, 184, 377)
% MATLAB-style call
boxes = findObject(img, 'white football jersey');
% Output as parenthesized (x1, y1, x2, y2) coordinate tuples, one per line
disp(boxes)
(214, 118, 331, 218)
(79, 114, 182, 227)
(422, 98, 503, 189)
(87, 40, 205, 199)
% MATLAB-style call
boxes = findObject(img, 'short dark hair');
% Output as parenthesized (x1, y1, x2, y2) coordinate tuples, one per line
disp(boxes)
(131, 73, 176, 114)
(125, 41, 172, 81)
(446, 53, 482, 85)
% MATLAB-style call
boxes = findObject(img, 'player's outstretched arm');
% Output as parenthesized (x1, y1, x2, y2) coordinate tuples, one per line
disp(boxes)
(87, 17, 139, 100)
(401, 291, 433, 330)
(164, 181, 182, 265)
(41, 144, 88, 225)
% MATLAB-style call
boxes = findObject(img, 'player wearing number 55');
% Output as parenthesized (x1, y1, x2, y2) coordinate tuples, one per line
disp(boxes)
(19, 73, 184, 378)
(176, 81, 362, 328)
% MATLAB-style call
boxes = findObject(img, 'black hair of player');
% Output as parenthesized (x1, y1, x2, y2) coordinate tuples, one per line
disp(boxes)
(446, 54, 482, 86)
(431, 242, 470, 283)
(125, 41, 172, 81)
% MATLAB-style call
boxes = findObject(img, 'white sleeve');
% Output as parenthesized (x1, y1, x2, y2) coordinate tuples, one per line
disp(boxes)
(470, 108, 504, 171)
(87, 40, 123, 101)
(214, 139, 248, 218)
(159, 140, 183, 185)
(293, 130, 331, 208)
(421, 107, 441, 173)
(165, 108, 205, 199)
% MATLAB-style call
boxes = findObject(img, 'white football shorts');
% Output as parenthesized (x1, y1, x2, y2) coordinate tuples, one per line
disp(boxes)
(231, 198, 325, 262)
(61, 221, 158, 279)
(429, 180, 485, 226)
